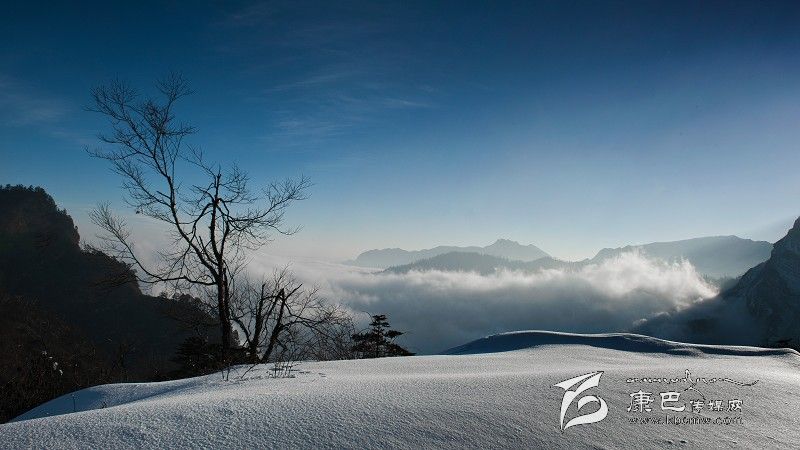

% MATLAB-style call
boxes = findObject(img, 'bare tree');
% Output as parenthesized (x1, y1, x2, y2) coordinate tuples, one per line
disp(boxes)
(87, 75, 310, 364)
(229, 267, 355, 363)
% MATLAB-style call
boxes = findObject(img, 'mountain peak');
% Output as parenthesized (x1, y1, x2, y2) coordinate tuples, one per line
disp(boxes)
(763, 215, 800, 285)
(489, 238, 521, 246)
(775, 216, 800, 250)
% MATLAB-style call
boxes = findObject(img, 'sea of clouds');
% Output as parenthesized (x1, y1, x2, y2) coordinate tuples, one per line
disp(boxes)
(251, 251, 718, 354)
(87, 209, 726, 353)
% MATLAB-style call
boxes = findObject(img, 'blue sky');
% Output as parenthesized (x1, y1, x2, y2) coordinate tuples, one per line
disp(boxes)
(1, 1, 799, 260)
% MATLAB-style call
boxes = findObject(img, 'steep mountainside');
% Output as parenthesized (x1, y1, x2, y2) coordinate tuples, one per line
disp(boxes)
(0, 185, 217, 376)
(725, 217, 800, 344)
(635, 217, 800, 347)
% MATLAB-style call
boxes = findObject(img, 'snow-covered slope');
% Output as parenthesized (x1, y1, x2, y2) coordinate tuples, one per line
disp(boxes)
(4, 332, 800, 449)
(443, 331, 793, 357)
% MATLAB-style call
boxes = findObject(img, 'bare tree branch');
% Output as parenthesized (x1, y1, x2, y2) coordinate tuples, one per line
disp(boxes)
(87, 75, 311, 363)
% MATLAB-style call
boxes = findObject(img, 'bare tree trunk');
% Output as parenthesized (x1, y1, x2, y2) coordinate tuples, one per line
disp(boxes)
(261, 288, 287, 363)
(216, 281, 231, 363)
(247, 283, 268, 363)
(87, 75, 310, 370)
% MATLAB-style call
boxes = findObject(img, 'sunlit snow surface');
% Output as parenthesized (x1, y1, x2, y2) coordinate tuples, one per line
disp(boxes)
(4, 331, 800, 449)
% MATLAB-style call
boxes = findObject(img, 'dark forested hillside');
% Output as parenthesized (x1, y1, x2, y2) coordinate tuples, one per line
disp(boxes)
(0, 185, 219, 420)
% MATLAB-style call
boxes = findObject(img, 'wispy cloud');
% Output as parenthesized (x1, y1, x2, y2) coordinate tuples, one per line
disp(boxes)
(0, 74, 67, 127)
(0, 74, 94, 146)
(216, 2, 439, 142)
(259, 79, 436, 144)
(275, 117, 353, 139)
(381, 97, 434, 109)
(266, 70, 361, 93)
(218, 1, 279, 28)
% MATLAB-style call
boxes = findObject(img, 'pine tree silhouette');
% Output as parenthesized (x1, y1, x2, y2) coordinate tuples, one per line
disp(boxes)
(351, 314, 414, 358)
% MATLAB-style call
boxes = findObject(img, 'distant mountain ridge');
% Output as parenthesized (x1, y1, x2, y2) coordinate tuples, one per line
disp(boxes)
(347, 239, 550, 268)
(589, 235, 772, 278)
(384, 252, 572, 275)
(380, 235, 772, 279)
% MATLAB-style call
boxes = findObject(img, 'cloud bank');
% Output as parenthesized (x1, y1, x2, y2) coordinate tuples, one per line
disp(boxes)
(322, 252, 717, 353)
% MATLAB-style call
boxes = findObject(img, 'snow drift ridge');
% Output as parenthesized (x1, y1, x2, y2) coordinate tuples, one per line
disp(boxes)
(441, 330, 799, 357)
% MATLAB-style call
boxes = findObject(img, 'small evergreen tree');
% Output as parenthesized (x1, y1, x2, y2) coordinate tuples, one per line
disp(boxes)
(351, 314, 414, 358)
(170, 336, 221, 377)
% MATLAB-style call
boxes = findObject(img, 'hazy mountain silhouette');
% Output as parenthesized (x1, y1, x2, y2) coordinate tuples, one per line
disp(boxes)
(347, 239, 550, 268)
(383, 235, 771, 280)
(589, 236, 772, 278)
(384, 252, 573, 275)
(635, 217, 800, 347)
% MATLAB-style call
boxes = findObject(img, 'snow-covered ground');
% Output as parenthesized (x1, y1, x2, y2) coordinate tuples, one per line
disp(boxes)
(3, 331, 800, 449)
